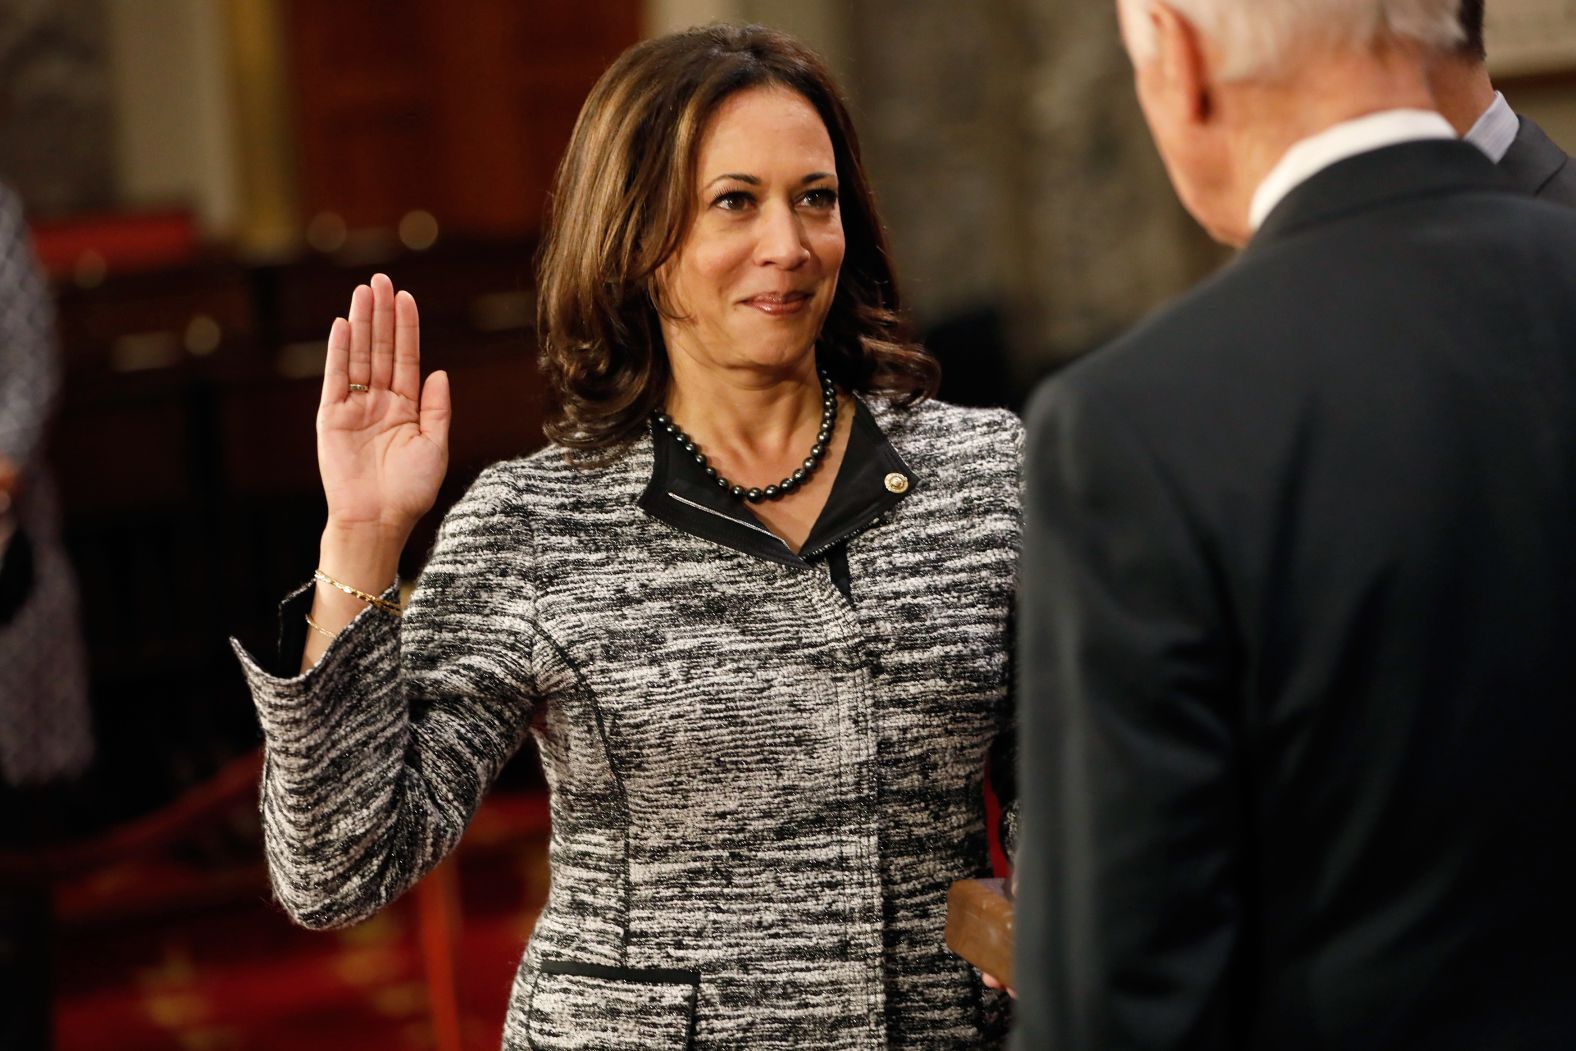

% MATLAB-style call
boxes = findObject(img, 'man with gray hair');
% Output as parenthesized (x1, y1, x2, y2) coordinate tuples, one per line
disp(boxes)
(1014, 1, 1576, 1048)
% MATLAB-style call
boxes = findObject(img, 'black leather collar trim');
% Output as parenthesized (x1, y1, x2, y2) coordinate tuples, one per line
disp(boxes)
(799, 398, 914, 558)
(637, 396, 917, 566)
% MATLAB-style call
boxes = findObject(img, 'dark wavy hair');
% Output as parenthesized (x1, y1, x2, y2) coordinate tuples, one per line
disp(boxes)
(1458, 0, 1485, 59)
(535, 24, 939, 451)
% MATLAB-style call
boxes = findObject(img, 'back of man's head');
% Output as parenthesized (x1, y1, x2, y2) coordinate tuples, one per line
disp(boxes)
(1122, 0, 1464, 80)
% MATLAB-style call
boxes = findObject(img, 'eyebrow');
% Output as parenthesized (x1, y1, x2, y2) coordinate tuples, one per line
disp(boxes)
(703, 171, 837, 188)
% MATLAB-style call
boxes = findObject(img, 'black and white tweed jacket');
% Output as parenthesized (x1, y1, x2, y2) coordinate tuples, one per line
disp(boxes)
(236, 396, 1021, 1049)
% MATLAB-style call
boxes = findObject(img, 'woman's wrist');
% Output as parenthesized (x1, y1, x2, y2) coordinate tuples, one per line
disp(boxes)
(302, 522, 405, 670)
(317, 520, 407, 597)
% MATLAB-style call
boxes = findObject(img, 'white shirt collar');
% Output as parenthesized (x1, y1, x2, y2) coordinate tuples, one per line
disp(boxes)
(1248, 109, 1457, 232)
(1464, 91, 1518, 164)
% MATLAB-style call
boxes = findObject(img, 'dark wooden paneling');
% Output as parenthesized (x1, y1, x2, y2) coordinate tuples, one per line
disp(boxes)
(283, 0, 438, 229)
(49, 237, 550, 817)
(54, 262, 255, 377)
(284, 0, 640, 237)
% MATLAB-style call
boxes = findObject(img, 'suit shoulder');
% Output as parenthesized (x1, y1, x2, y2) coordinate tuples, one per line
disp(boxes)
(870, 395, 1021, 443)
(1054, 184, 1576, 398)
(865, 397, 1023, 511)
(1504, 116, 1576, 204)
(462, 439, 645, 508)
(1035, 274, 1242, 405)
(869, 396, 1023, 468)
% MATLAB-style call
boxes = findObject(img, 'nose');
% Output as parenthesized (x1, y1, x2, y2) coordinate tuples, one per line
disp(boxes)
(754, 202, 811, 269)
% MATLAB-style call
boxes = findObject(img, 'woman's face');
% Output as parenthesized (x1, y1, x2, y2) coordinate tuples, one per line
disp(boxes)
(657, 86, 845, 382)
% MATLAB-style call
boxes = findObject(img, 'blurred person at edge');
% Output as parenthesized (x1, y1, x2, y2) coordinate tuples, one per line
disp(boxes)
(1011, 1, 1576, 1049)
(1429, 0, 1576, 202)
(0, 181, 94, 1051)
(232, 24, 1021, 1051)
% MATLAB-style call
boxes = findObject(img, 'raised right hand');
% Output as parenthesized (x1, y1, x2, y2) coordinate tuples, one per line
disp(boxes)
(317, 273, 450, 539)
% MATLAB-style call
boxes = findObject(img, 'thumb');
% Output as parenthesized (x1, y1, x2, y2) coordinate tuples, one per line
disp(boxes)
(419, 370, 451, 451)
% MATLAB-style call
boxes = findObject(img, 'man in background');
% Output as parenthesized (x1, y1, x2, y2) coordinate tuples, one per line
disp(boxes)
(1430, 0, 1576, 200)
(1, 180, 94, 1051)
(1014, 1, 1576, 1048)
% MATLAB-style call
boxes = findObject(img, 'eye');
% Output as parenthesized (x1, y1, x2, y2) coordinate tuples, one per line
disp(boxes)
(799, 187, 839, 210)
(711, 189, 756, 212)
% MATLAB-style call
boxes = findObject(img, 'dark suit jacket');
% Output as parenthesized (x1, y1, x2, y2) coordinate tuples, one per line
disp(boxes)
(1015, 140, 1576, 1051)
(1501, 114, 1576, 205)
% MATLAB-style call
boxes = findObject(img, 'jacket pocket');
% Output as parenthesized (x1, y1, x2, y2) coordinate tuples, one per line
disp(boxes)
(527, 960, 700, 1050)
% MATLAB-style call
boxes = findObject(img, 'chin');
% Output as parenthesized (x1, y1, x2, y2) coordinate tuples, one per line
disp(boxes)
(737, 341, 819, 375)
(732, 320, 825, 369)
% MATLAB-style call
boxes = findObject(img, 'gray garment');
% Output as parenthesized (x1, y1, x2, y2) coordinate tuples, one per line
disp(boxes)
(1500, 115, 1576, 206)
(0, 183, 92, 788)
(0, 184, 57, 467)
(235, 397, 1021, 1050)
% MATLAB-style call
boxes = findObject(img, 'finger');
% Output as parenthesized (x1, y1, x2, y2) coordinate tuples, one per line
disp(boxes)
(980, 973, 1015, 997)
(419, 369, 451, 452)
(320, 317, 350, 407)
(369, 272, 395, 390)
(392, 290, 421, 401)
(347, 284, 372, 387)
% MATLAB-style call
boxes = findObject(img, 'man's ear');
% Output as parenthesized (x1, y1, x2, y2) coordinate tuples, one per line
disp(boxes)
(1149, 1, 1216, 124)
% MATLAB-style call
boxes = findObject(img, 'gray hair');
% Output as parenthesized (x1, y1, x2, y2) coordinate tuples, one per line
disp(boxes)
(1120, 0, 1464, 80)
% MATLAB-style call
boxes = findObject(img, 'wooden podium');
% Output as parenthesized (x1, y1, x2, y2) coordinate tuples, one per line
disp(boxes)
(945, 878, 1015, 987)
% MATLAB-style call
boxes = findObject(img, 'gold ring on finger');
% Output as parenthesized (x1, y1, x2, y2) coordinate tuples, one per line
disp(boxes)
(348, 383, 369, 393)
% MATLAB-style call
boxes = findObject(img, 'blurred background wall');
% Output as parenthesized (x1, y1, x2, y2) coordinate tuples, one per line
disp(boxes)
(14, 0, 1570, 374)
(4, 0, 1228, 384)
(1, 2, 1573, 1048)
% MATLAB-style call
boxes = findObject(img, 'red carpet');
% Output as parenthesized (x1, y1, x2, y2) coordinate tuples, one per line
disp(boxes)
(55, 793, 550, 1051)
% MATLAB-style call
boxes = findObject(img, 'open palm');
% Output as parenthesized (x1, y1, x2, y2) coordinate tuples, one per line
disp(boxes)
(317, 273, 450, 533)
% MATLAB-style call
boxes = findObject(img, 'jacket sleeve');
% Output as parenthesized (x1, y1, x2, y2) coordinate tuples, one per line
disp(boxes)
(1014, 376, 1243, 1051)
(232, 465, 539, 929)
(0, 185, 60, 469)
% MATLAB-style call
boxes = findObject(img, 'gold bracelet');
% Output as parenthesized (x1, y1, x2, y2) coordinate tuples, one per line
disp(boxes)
(313, 568, 403, 616)
(304, 613, 338, 641)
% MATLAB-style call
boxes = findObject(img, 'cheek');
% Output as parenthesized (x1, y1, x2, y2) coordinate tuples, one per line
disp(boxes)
(661, 252, 728, 314)
(1134, 73, 1165, 139)
(813, 224, 846, 276)
(686, 238, 754, 295)
(1134, 87, 1189, 186)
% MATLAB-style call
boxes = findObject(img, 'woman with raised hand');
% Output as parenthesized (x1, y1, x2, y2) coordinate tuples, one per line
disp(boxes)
(236, 24, 1020, 1049)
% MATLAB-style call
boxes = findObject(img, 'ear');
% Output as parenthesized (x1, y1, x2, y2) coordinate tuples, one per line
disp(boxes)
(1148, 1, 1216, 125)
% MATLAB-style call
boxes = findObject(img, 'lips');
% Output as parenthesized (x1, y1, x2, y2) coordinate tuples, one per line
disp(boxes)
(742, 291, 813, 315)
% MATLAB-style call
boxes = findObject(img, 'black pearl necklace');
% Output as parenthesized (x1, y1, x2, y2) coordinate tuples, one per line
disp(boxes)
(654, 368, 837, 504)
